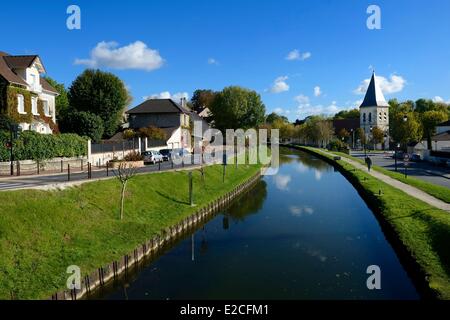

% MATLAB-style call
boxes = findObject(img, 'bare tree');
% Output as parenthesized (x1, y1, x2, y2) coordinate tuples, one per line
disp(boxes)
(113, 162, 137, 220)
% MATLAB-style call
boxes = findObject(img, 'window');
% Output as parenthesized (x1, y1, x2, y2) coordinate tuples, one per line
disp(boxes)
(368, 112, 372, 123)
(363, 113, 366, 122)
(17, 94, 25, 113)
(31, 97, 38, 115)
(42, 100, 50, 116)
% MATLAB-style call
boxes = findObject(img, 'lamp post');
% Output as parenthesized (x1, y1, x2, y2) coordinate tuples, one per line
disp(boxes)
(350, 129, 355, 150)
(394, 143, 400, 171)
(9, 124, 19, 176)
(369, 126, 373, 152)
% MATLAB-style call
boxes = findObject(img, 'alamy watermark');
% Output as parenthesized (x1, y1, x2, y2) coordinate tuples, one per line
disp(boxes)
(171, 121, 280, 176)
(367, 5, 382, 30)
(66, 5, 81, 30)
(366, 265, 381, 290)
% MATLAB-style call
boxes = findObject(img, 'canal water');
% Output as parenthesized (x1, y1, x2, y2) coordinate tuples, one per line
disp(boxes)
(100, 148, 419, 300)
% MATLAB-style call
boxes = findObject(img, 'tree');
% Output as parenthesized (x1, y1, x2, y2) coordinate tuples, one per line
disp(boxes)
(421, 110, 448, 150)
(123, 129, 136, 140)
(43, 77, 69, 119)
(209, 86, 266, 132)
(191, 89, 217, 112)
(337, 128, 350, 141)
(390, 112, 423, 148)
(68, 69, 130, 138)
(138, 126, 167, 140)
(371, 127, 385, 147)
(316, 120, 334, 147)
(114, 163, 137, 220)
(356, 127, 366, 146)
(266, 112, 289, 124)
(0, 114, 16, 132)
(333, 109, 360, 120)
(58, 111, 104, 142)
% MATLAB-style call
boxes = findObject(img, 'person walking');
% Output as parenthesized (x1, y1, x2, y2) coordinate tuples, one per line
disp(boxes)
(365, 156, 372, 172)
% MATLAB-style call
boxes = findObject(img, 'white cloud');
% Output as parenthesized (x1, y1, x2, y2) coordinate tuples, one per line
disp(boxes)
(143, 91, 189, 102)
(285, 49, 311, 61)
(273, 107, 290, 115)
(314, 86, 322, 97)
(294, 94, 310, 104)
(295, 99, 346, 120)
(270, 76, 289, 93)
(274, 174, 291, 191)
(207, 58, 219, 65)
(354, 74, 406, 95)
(433, 96, 450, 104)
(289, 205, 314, 217)
(75, 41, 164, 71)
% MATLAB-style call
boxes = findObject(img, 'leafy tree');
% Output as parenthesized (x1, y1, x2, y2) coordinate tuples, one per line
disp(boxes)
(68, 69, 130, 138)
(58, 111, 104, 142)
(138, 126, 167, 140)
(333, 109, 360, 120)
(191, 89, 217, 112)
(337, 128, 350, 140)
(355, 127, 366, 146)
(209, 86, 266, 132)
(43, 77, 69, 118)
(123, 129, 136, 140)
(390, 112, 423, 148)
(421, 110, 448, 149)
(266, 112, 289, 124)
(371, 127, 385, 146)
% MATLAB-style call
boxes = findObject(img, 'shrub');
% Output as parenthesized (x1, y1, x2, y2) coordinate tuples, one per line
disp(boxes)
(328, 139, 348, 152)
(123, 151, 143, 161)
(0, 130, 87, 161)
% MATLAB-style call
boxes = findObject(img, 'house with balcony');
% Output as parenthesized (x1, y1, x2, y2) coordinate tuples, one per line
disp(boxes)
(0, 52, 58, 134)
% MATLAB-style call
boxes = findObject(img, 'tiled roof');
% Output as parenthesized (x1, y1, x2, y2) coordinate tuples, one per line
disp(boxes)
(126, 99, 189, 114)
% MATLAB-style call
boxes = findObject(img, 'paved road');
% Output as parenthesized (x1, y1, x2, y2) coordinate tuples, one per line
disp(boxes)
(0, 159, 203, 191)
(323, 150, 450, 212)
(351, 151, 450, 189)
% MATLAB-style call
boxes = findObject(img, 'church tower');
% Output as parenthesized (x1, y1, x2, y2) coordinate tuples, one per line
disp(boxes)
(359, 71, 390, 149)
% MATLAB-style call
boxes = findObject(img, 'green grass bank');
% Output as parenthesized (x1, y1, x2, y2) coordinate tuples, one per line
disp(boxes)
(0, 163, 261, 299)
(294, 145, 450, 299)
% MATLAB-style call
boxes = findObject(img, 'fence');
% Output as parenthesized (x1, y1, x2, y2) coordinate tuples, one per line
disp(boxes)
(0, 157, 87, 176)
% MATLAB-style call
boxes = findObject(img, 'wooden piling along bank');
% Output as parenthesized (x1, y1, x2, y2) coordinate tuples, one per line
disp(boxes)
(50, 168, 264, 300)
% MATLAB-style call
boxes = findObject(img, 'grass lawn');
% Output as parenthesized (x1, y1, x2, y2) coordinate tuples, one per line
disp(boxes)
(296, 146, 450, 299)
(315, 149, 450, 204)
(0, 163, 261, 299)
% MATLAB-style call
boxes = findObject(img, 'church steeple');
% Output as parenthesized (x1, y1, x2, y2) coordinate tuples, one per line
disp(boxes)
(359, 71, 389, 108)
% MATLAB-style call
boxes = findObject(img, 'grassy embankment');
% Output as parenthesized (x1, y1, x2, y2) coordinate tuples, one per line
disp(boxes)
(296, 145, 450, 299)
(0, 163, 261, 299)
(322, 149, 450, 203)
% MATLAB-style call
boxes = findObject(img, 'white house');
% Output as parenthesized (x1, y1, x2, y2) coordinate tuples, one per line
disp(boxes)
(0, 52, 58, 134)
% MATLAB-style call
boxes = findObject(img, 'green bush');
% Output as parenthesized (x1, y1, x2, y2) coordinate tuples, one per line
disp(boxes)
(328, 139, 349, 153)
(0, 131, 87, 161)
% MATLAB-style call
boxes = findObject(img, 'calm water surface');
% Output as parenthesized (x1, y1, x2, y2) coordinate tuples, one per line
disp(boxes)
(100, 148, 419, 300)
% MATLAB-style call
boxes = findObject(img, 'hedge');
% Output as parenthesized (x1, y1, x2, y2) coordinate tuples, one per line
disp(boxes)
(0, 131, 87, 161)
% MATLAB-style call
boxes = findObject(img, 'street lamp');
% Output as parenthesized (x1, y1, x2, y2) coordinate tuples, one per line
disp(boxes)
(394, 143, 400, 171)
(9, 124, 19, 176)
(350, 129, 355, 150)
(370, 126, 373, 151)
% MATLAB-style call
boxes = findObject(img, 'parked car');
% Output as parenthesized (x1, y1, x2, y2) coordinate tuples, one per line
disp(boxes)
(142, 151, 163, 164)
(392, 151, 405, 159)
(410, 153, 422, 162)
(159, 149, 172, 161)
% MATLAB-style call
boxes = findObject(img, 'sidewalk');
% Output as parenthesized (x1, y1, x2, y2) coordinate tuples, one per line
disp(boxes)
(323, 150, 450, 212)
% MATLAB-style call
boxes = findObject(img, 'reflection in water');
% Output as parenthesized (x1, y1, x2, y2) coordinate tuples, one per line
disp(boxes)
(100, 148, 419, 300)
(225, 180, 267, 223)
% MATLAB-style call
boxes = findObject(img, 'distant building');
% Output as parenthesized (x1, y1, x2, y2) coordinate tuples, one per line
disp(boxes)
(125, 98, 210, 151)
(0, 52, 58, 134)
(359, 71, 390, 149)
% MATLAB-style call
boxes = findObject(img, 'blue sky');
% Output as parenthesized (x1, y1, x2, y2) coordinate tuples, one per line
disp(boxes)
(1, 0, 450, 121)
